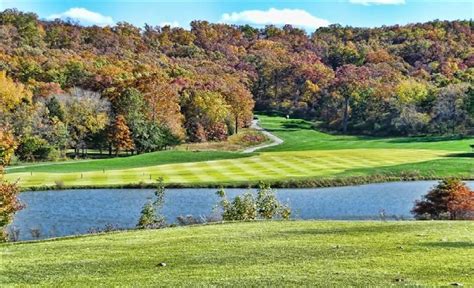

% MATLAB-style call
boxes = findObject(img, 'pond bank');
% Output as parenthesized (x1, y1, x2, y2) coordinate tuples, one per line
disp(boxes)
(10, 181, 474, 241)
(20, 173, 474, 192)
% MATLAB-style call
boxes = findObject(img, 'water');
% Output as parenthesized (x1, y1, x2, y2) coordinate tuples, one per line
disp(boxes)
(9, 181, 474, 241)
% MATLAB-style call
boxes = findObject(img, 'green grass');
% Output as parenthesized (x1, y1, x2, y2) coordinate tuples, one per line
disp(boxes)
(1, 221, 473, 287)
(6, 150, 249, 173)
(5, 115, 473, 188)
(258, 115, 474, 152)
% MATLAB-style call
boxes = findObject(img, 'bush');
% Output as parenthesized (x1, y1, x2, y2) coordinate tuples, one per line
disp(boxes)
(216, 183, 291, 221)
(206, 122, 228, 141)
(16, 136, 54, 162)
(256, 182, 280, 219)
(54, 180, 65, 190)
(412, 179, 474, 220)
(1, 177, 24, 241)
(137, 178, 167, 229)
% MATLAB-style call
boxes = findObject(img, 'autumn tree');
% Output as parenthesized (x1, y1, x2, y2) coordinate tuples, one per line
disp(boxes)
(58, 88, 111, 157)
(0, 71, 31, 114)
(0, 12, 473, 152)
(134, 74, 184, 139)
(0, 128, 16, 167)
(0, 128, 23, 241)
(412, 179, 474, 220)
(332, 65, 370, 133)
(182, 90, 230, 141)
(431, 84, 471, 135)
(109, 114, 134, 156)
(218, 74, 254, 134)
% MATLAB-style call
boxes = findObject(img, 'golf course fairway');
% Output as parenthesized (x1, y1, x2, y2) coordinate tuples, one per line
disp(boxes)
(5, 115, 473, 188)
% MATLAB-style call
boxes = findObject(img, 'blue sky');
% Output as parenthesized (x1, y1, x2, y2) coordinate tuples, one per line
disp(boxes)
(2, 0, 472, 31)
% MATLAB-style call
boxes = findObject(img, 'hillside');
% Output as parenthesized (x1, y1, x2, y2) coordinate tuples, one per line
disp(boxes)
(0, 10, 472, 167)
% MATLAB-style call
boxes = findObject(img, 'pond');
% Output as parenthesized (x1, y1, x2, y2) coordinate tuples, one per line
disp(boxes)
(9, 181, 474, 241)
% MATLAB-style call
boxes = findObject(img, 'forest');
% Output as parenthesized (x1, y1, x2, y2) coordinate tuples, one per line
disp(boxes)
(0, 9, 473, 162)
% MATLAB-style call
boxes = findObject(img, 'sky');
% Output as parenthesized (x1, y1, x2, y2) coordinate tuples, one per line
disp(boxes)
(1, 0, 473, 32)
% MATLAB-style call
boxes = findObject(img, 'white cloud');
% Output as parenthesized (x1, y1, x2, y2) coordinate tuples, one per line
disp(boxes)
(159, 21, 181, 28)
(47, 8, 114, 26)
(349, 0, 405, 5)
(220, 8, 330, 30)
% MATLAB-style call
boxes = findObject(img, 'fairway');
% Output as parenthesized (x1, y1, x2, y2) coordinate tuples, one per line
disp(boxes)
(1, 221, 473, 287)
(5, 116, 473, 188)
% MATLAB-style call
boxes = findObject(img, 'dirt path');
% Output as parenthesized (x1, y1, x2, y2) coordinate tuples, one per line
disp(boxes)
(242, 120, 284, 153)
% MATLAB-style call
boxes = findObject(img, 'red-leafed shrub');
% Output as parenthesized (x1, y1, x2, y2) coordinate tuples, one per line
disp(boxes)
(412, 179, 474, 220)
(206, 122, 228, 141)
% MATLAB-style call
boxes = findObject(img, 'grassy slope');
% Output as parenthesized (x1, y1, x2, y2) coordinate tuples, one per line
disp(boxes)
(1, 221, 473, 287)
(258, 115, 474, 152)
(5, 115, 473, 188)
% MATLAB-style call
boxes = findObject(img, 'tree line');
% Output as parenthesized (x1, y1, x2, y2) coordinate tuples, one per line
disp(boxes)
(0, 9, 473, 161)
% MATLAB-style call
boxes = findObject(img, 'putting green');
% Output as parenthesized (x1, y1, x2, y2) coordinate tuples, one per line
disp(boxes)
(6, 149, 450, 187)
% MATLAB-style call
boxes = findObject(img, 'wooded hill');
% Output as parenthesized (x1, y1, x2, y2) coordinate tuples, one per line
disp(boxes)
(0, 9, 472, 160)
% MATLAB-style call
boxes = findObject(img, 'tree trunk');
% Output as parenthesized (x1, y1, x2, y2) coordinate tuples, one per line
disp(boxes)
(108, 144, 112, 156)
(342, 96, 350, 133)
(235, 115, 239, 134)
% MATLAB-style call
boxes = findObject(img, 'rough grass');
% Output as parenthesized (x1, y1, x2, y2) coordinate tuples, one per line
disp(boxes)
(1, 221, 473, 287)
(175, 128, 270, 152)
(5, 115, 473, 188)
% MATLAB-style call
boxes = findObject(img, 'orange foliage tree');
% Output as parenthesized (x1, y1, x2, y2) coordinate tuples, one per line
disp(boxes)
(412, 179, 474, 220)
(108, 114, 134, 156)
(134, 74, 184, 139)
(0, 128, 23, 241)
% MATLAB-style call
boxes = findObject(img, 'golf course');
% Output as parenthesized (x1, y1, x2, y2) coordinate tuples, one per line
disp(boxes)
(5, 115, 473, 189)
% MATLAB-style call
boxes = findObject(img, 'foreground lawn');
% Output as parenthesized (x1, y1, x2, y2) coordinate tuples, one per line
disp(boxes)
(5, 115, 473, 188)
(1, 221, 473, 287)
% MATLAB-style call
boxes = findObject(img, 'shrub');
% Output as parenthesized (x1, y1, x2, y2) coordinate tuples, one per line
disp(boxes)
(16, 136, 54, 162)
(412, 179, 474, 220)
(206, 122, 228, 141)
(1, 177, 23, 241)
(256, 182, 280, 219)
(216, 183, 291, 221)
(217, 189, 257, 221)
(54, 180, 65, 190)
(137, 177, 167, 229)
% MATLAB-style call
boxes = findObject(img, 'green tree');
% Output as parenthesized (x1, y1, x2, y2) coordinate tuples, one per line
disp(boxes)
(46, 96, 65, 122)
(137, 178, 166, 229)
(59, 88, 111, 156)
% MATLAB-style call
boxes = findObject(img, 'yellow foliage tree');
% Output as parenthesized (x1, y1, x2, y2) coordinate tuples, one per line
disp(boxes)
(0, 71, 32, 113)
(396, 79, 429, 105)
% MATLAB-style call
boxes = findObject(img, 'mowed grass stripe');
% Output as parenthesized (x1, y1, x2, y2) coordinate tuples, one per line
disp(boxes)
(7, 149, 450, 187)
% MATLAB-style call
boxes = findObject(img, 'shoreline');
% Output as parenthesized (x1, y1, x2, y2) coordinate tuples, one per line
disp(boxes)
(19, 174, 474, 192)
